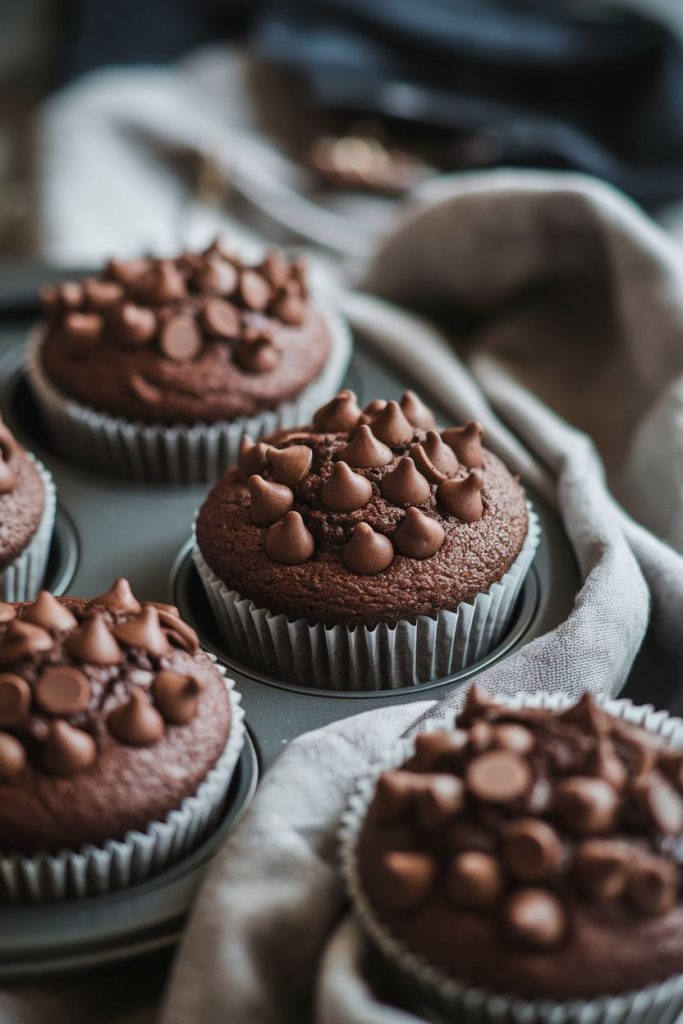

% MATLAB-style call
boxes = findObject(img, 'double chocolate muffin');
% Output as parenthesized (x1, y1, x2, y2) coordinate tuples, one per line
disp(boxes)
(0, 580, 233, 859)
(29, 241, 350, 482)
(194, 389, 536, 688)
(350, 688, 683, 1013)
(0, 416, 55, 603)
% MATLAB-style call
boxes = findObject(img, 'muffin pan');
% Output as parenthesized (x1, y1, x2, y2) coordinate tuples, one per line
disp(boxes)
(0, 267, 581, 977)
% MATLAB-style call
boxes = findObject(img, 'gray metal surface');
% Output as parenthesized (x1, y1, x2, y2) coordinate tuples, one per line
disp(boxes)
(0, 268, 581, 977)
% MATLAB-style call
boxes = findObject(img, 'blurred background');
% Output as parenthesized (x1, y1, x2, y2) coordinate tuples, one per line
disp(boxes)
(2, 0, 683, 270)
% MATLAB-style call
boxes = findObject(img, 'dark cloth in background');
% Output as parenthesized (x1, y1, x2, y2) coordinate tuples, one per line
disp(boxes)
(251, 0, 683, 204)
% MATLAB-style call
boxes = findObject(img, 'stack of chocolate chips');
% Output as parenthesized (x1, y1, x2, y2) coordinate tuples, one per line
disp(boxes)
(39, 240, 310, 371)
(236, 389, 487, 574)
(363, 688, 683, 952)
(0, 580, 205, 780)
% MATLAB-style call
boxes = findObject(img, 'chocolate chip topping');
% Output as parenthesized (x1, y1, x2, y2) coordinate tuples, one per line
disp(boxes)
(0, 582, 213, 783)
(198, 391, 529, 600)
(359, 690, 683, 973)
(40, 239, 316, 387)
(442, 422, 485, 468)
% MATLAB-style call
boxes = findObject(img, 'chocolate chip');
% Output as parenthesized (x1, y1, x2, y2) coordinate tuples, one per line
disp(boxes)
(83, 278, 124, 310)
(88, 577, 142, 615)
(152, 606, 199, 653)
(438, 472, 484, 522)
(627, 856, 679, 915)
(422, 431, 459, 478)
(248, 475, 294, 527)
(112, 607, 171, 657)
(111, 303, 157, 346)
(632, 775, 683, 835)
(380, 851, 436, 910)
(587, 739, 627, 791)
(555, 776, 619, 835)
(129, 373, 162, 406)
(313, 390, 362, 433)
(493, 724, 535, 756)
(152, 670, 200, 725)
(447, 851, 504, 910)
(193, 258, 238, 296)
(35, 666, 91, 715)
(338, 425, 393, 469)
(22, 591, 77, 631)
(441, 422, 484, 468)
(159, 315, 203, 362)
(235, 333, 279, 373)
(268, 446, 312, 487)
(0, 457, 15, 495)
(410, 444, 447, 484)
(343, 523, 394, 575)
(466, 750, 533, 804)
(106, 257, 148, 285)
(360, 399, 387, 425)
(0, 673, 30, 725)
(66, 614, 123, 665)
(320, 462, 373, 513)
(558, 693, 610, 735)
(237, 435, 272, 482)
(370, 401, 415, 447)
(57, 282, 83, 309)
(43, 720, 97, 775)
(135, 260, 187, 304)
(200, 298, 241, 339)
(0, 620, 54, 667)
(400, 391, 436, 430)
(374, 770, 420, 823)
(416, 774, 465, 828)
(239, 270, 271, 311)
(259, 249, 289, 289)
(503, 819, 564, 881)
(107, 691, 165, 746)
(264, 511, 315, 564)
(393, 508, 445, 559)
(63, 312, 103, 349)
(574, 839, 631, 901)
(273, 290, 306, 326)
(504, 889, 567, 949)
(380, 457, 431, 507)
(0, 732, 25, 782)
(468, 722, 494, 751)
(410, 729, 469, 771)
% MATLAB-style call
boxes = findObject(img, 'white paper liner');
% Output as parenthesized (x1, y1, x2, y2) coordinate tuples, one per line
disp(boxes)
(25, 298, 352, 484)
(0, 665, 245, 904)
(340, 693, 683, 1024)
(192, 504, 540, 691)
(0, 455, 56, 602)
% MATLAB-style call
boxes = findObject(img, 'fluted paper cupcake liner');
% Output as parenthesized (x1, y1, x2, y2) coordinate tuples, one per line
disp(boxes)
(0, 456, 56, 602)
(25, 300, 352, 484)
(340, 693, 683, 1024)
(192, 504, 540, 691)
(0, 666, 245, 904)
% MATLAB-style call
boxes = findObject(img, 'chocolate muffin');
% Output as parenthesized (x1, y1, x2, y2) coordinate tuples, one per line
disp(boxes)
(194, 389, 538, 688)
(28, 240, 350, 482)
(346, 688, 683, 1019)
(0, 416, 56, 603)
(0, 580, 241, 901)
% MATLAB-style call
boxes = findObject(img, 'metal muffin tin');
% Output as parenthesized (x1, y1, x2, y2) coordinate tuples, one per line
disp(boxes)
(0, 268, 580, 978)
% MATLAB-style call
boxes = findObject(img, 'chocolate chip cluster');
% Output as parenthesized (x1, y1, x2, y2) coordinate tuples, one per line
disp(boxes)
(238, 390, 486, 573)
(366, 689, 683, 952)
(0, 581, 204, 781)
(0, 419, 18, 496)
(40, 240, 310, 372)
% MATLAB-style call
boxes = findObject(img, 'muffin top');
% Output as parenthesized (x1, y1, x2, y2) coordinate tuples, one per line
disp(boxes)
(0, 417, 45, 571)
(38, 240, 332, 424)
(0, 580, 231, 853)
(357, 687, 683, 1000)
(196, 390, 528, 625)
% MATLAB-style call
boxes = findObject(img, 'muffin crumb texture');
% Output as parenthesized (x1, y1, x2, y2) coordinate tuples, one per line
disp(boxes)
(0, 580, 230, 853)
(196, 390, 528, 624)
(38, 240, 331, 423)
(0, 417, 45, 570)
(358, 688, 683, 1000)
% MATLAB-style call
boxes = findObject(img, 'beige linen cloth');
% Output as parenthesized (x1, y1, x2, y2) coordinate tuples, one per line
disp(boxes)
(5, 170, 683, 1021)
